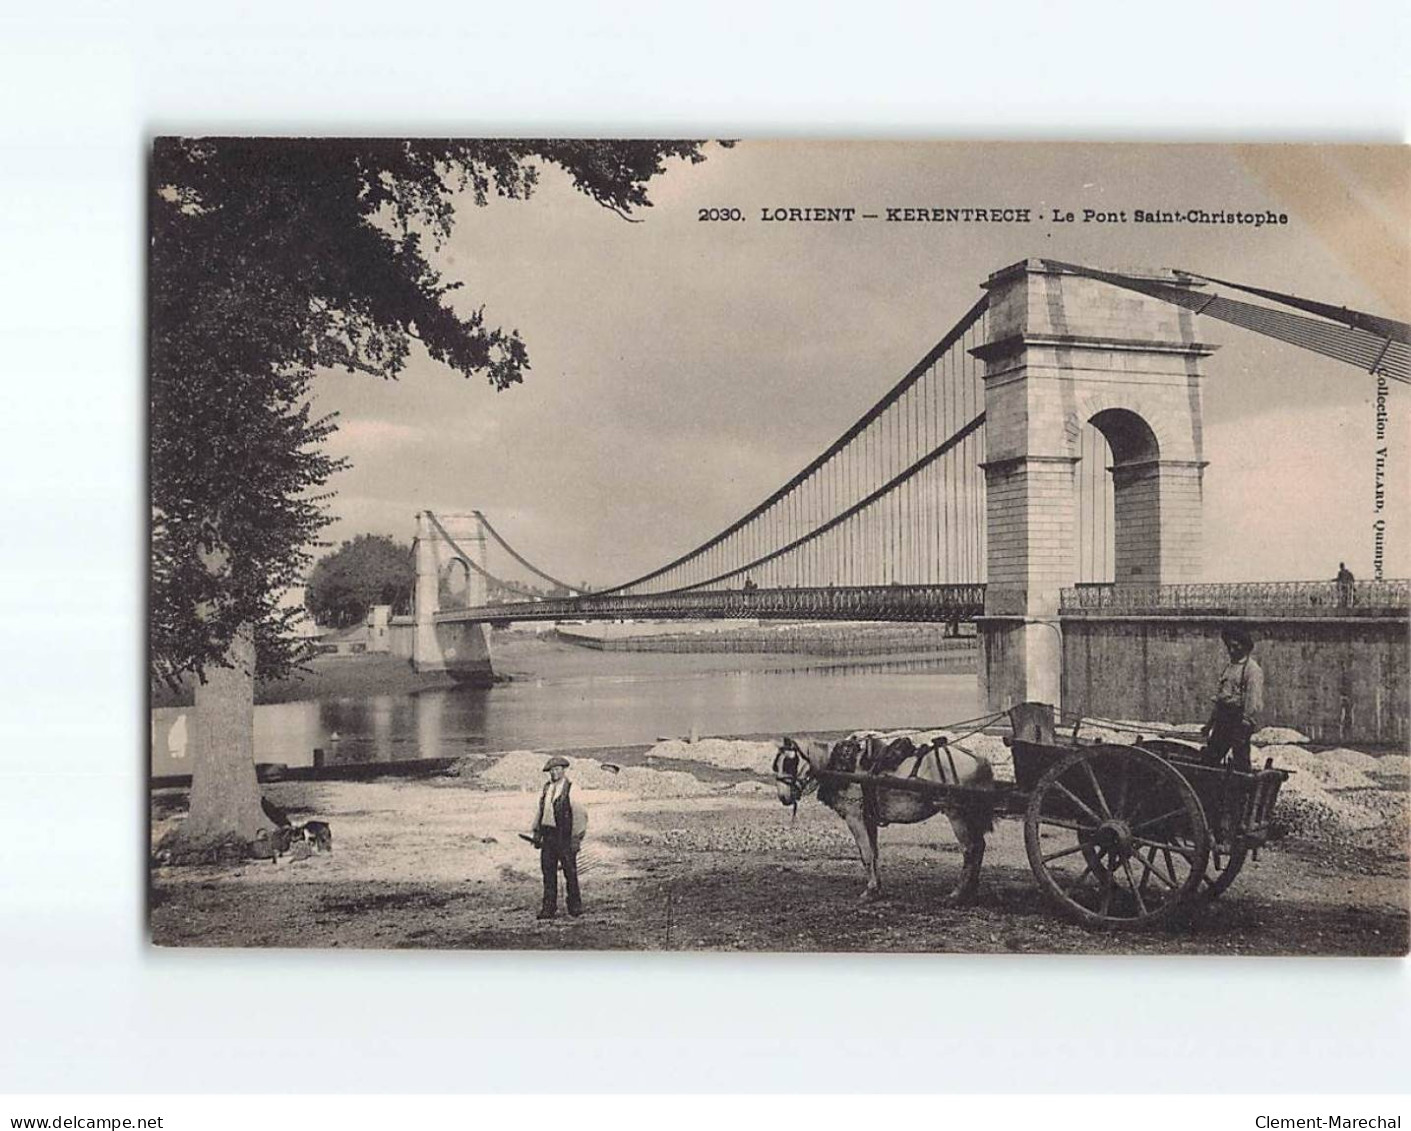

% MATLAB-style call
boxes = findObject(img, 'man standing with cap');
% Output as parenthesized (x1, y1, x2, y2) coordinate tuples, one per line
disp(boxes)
(530, 755, 585, 919)
(1200, 626, 1264, 772)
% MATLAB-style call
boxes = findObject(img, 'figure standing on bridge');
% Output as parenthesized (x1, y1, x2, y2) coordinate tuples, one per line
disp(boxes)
(529, 755, 587, 919)
(1200, 627, 1264, 772)
(1336, 562, 1355, 608)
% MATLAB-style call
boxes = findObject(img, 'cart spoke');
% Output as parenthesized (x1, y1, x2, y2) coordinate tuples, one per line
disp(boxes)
(1052, 781, 1105, 827)
(1119, 855, 1150, 916)
(1097, 867, 1114, 917)
(1133, 846, 1158, 894)
(1134, 846, 1177, 891)
(1081, 759, 1113, 819)
(1041, 841, 1092, 865)
(1113, 761, 1131, 820)
(1161, 847, 1182, 888)
(1131, 807, 1186, 834)
(1037, 817, 1100, 834)
(1130, 836, 1197, 862)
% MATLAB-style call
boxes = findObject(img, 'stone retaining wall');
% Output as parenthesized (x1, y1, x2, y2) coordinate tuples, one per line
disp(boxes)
(1061, 614, 1409, 744)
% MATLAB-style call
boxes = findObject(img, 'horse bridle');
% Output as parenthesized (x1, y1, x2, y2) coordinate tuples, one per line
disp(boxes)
(773, 737, 819, 813)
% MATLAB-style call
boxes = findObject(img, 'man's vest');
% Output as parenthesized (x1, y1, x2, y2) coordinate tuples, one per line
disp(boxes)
(537, 780, 575, 844)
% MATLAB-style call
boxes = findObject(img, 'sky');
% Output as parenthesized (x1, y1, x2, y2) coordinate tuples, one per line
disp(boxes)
(309, 142, 1410, 587)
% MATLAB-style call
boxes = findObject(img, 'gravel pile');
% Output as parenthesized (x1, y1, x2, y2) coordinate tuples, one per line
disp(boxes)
(1262, 746, 1380, 791)
(478, 750, 714, 799)
(1373, 754, 1410, 777)
(1275, 774, 1387, 845)
(1322, 748, 1382, 773)
(1254, 726, 1311, 745)
(647, 738, 778, 773)
(1263, 744, 1408, 852)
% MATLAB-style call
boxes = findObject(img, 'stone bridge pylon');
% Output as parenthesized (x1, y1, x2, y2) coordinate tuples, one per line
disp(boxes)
(412, 510, 495, 684)
(975, 259, 1215, 713)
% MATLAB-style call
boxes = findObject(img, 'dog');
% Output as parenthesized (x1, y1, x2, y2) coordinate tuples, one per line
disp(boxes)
(297, 821, 333, 854)
(262, 818, 333, 863)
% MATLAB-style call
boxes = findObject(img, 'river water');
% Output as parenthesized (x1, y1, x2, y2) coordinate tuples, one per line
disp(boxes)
(150, 648, 980, 778)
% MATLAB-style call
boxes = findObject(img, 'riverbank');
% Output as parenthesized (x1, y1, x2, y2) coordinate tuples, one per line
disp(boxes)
(150, 731, 1410, 955)
(151, 654, 464, 708)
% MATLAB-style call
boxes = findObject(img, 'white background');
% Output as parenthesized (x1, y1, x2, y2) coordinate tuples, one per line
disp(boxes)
(1, 0, 1408, 1096)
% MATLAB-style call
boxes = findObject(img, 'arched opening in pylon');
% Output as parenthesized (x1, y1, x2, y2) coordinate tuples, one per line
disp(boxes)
(1085, 407, 1162, 587)
(440, 556, 473, 608)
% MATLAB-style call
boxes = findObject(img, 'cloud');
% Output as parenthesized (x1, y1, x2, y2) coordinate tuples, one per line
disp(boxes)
(333, 419, 424, 449)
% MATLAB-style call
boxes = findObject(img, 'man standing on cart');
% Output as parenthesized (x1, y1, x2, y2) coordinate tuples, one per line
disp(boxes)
(1201, 627, 1264, 772)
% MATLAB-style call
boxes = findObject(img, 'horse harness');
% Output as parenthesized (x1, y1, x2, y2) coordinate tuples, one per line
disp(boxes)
(865, 736, 962, 827)
(774, 735, 964, 824)
(773, 737, 819, 816)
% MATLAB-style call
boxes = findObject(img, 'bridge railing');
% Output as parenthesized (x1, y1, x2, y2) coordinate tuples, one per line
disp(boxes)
(438, 583, 988, 625)
(1060, 579, 1410, 618)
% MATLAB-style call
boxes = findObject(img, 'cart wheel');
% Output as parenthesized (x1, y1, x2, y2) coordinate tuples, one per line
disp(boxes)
(1199, 841, 1248, 899)
(1024, 744, 1211, 930)
(1132, 741, 1248, 899)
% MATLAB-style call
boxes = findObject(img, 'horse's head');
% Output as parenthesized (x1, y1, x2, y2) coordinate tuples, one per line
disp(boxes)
(773, 736, 820, 808)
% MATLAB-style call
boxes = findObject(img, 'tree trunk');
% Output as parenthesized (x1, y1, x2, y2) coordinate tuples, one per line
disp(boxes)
(164, 624, 273, 859)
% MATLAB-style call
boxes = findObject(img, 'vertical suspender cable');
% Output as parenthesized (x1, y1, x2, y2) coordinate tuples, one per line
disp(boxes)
(960, 328, 970, 581)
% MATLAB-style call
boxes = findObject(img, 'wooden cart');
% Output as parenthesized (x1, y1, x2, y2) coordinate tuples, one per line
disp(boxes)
(815, 703, 1290, 929)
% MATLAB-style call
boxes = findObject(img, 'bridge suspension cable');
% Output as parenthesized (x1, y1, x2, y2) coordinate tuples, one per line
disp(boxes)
(424, 511, 546, 601)
(1045, 260, 1410, 385)
(471, 510, 583, 592)
(671, 411, 986, 592)
(426, 261, 1402, 619)
(591, 294, 992, 596)
(1180, 271, 1411, 347)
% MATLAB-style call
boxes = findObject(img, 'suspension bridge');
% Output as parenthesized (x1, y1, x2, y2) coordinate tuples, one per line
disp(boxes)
(401, 259, 1409, 740)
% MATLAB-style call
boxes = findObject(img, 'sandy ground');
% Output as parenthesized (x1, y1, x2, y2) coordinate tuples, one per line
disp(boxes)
(150, 739, 1410, 955)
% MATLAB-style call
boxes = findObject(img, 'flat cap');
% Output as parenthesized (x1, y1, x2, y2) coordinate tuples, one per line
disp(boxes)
(542, 755, 570, 771)
(1221, 626, 1255, 650)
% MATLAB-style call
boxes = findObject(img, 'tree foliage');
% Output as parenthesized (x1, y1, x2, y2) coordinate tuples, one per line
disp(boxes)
(150, 137, 720, 685)
(306, 534, 415, 628)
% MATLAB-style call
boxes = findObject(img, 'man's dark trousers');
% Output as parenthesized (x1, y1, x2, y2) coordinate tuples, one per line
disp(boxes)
(1204, 704, 1253, 772)
(539, 828, 581, 916)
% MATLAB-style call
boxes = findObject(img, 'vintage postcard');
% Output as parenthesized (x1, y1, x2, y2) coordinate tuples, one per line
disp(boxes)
(149, 140, 1410, 954)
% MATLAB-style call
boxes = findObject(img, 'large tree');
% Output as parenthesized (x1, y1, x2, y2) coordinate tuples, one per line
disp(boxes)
(306, 534, 415, 628)
(150, 138, 719, 857)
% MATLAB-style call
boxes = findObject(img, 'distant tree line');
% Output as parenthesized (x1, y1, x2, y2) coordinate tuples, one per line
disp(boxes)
(305, 534, 414, 628)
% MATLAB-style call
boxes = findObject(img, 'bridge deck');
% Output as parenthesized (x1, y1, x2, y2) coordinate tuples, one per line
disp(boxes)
(430, 579, 1411, 626)
(433, 584, 987, 625)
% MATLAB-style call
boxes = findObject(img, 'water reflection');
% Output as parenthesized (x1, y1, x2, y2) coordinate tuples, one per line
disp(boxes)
(151, 656, 981, 777)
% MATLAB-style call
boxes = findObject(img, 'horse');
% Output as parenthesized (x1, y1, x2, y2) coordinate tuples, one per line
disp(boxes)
(773, 732, 995, 905)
